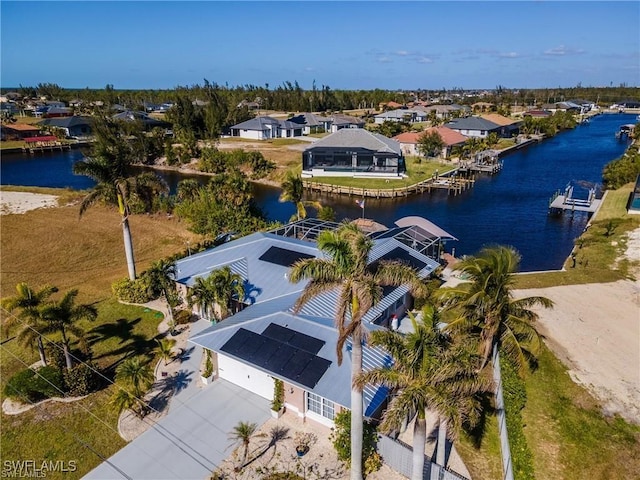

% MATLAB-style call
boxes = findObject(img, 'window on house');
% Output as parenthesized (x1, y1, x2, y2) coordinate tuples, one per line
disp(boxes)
(395, 295, 404, 310)
(307, 392, 335, 420)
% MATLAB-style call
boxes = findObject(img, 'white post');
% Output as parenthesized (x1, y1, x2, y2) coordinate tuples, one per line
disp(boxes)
(493, 344, 514, 480)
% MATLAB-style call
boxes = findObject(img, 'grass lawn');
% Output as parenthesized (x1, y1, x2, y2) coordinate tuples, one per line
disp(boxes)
(306, 156, 457, 190)
(457, 346, 640, 480)
(1, 189, 205, 476)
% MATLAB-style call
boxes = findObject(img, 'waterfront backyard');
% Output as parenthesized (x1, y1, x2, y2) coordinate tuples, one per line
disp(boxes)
(1, 184, 639, 479)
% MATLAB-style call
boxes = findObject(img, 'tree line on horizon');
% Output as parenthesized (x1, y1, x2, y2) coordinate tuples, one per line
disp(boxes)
(4, 81, 639, 114)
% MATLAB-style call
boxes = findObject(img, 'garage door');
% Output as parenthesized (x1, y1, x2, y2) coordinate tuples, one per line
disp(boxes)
(218, 354, 274, 400)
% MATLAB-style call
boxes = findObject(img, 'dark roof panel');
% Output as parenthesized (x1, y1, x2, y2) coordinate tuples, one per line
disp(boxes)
(259, 246, 314, 267)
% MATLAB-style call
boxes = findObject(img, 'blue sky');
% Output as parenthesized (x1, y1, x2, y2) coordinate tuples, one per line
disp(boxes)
(1, 1, 638, 90)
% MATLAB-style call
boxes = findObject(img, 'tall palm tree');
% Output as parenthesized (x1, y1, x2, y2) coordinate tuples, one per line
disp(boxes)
(228, 421, 259, 469)
(1, 282, 58, 365)
(188, 267, 245, 322)
(155, 338, 176, 366)
(73, 116, 168, 280)
(278, 172, 323, 221)
(354, 306, 490, 480)
(39, 289, 98, 370)
(289, 223, 426, 480)
(439, 246, 553, 480)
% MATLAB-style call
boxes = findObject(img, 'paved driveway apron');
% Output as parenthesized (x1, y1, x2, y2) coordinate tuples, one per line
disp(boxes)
(84, 380, 270, 480)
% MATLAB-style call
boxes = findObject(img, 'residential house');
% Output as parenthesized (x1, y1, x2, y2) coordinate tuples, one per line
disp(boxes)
(178, 218, 452, 427)
(43, 107, 73, 118)
(523, 109, 552, 118)
(288, 112, 331, 134)
(480, 113, 522, 137)
(540, 102, 581, 113)
(0, 123, 42, 140)
(38, 116, 93, 138)
(229, 116, 303, 140)
(444, 117, 501, 138)
(302, 128, 405, 178)
(393, 126, 467, 158)
(628, 175, 640, 215)
(237, 99, 261, 111)
(415, 104, 469, 120)
(326, 114, 365, 133)
(112, 111, 172, 131)
(471, 102, 495, 113)
(373, 109, 428, 124)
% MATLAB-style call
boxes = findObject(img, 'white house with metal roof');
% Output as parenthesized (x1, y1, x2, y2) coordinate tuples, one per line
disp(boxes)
(177, 218, 452, 427)
(301, 128, 406, 178)
(228, 115, 303, 140)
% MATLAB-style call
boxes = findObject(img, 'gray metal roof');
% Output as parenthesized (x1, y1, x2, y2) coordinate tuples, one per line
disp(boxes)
(288, 112, 330, 127)
(445, 117, 500, 131)
(230, 116, 281, 131)
(305, 128, 402, 155)
(38, 116, 92, 128)
(329, 114, 365, 126)
(175, 232, 320, 304)
(188, 309, 390, 413)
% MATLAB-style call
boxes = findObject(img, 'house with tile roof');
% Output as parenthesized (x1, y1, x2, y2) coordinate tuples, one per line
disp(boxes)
(444, 116, 501, 138)
(229, 115, 304, 140)
(394, 126, 468, 158)
(0, 122, 42, 140)
(480, 113, 522, 137)
(302, 128, 405, 178)
(178, 218, 452, 427)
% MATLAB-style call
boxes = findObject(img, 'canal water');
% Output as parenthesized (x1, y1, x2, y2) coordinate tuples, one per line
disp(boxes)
(1, 113, 634, 271)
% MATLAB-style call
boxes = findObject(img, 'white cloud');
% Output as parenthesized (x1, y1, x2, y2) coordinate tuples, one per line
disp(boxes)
(377, 56, 392, 63)
(396, 50, 409, 56)
(544, 45, 585, 56)
(417, 56, 433, 64)
(498, 52, 520, 59)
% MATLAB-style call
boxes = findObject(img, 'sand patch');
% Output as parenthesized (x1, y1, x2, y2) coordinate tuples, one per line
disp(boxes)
(0, 191, 59, 215)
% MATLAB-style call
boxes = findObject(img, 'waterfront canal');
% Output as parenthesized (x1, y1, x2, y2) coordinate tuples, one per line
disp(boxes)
(1, 113, 635, 271)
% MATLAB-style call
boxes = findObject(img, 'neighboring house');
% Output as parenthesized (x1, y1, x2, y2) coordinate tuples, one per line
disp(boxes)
(540, 102, 581, 113)
(237, 99, 261, 111)
(112, 110, 172, 130)
(394, 126, 467, 158)
(178, 218, 452, 427)
(43, 107, 73, 118)
(523, 109, 552, 118)
(229, 116, 303, 140)
(373, 109, 428, 124)
(415, 104, 469, 120)
(471, 102, 494, 113)
(38, 116, 93, 138)
(444, 116, 501, 138)
(288, 112, 331, 134)
(380, 101, 404, 110)
(0, 102, 19, 115)
(302, 128, 405, 178)
(0, 123, 42, 140)
(480, 113, 522, 137)
(326, 114, 365, 133)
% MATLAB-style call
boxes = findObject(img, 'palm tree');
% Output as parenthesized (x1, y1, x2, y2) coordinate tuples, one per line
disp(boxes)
(111, 388, 142, 419)
(439, 246, 553, 480)
(278, 172, 323, 221)
(146, 259, 178, 329)
(228, 421, 259, 469)
(115, 356, 154, 397)
(289, 223, 426, 480)
(354, 306, 490, 479)
(189, 266, 245, 322)
(155, 338, 176, 366)
(73, 116, 168, 280)
(39, 289, 98, 370)
(1, 283, 57, 365)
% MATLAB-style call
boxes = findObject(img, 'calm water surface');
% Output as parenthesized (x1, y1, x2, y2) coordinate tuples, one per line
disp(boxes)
(1, 113, 634, 271)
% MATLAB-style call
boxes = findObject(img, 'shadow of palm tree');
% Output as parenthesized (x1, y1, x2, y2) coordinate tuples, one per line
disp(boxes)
(87, 318, 142, 346)
(175, 345, 195, 364)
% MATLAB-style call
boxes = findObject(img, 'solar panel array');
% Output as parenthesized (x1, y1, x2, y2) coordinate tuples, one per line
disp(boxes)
(220, 325, 331, 389)
(258, 246, 315, 267)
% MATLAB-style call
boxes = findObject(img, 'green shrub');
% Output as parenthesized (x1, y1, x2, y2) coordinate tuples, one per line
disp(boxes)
(112, 277, 151, 303)
(64, 363, 102, 397)
(202, 350, 213, 378)
(174, 309, 193, 325)
(501, 354, 535, 480)
(30, 365, 65, 399)
(271, 378, 284, 412)
(45, 342, 67, 371)
(3, 369, 41, 402)
(330, 410, 379, 473)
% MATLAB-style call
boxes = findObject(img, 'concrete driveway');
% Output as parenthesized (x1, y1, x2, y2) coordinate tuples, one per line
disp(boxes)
(84, 380, 270, 480)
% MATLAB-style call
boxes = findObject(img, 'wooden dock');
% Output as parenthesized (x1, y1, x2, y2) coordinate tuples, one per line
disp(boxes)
(22, 142, 71, 154)
(303, 173, 475, 199)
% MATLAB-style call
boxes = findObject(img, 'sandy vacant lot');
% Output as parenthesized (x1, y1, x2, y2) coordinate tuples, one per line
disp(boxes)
(516, 278, 640, 423)
(0, 191, 59, 215)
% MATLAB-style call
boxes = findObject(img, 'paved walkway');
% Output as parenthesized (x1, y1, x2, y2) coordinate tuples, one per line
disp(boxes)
(84, 380, 271, 480)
